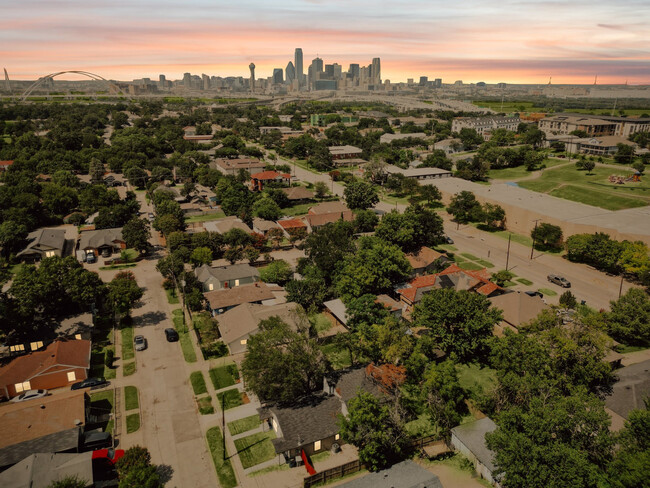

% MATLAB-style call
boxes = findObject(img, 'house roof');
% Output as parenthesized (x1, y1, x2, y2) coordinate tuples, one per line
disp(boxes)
(217, 302, 300, 346)
(323, 299, 347, 326)
(336, 460, 443, 488)
(605, 359, 650, 420)
(0, 160, 14, 168)
(277, 218, 307, 230)
(451, 417, 498, 474)
(252, 218, 281, 233)
(405, 246, 445, 270)
(203, 217, 252, 234)
(376, 294, 401, 312)
(326, 367, 385, 404)
(203, 282, 276, 311)
(328, 145, 363, 155)
(305, 211, 354, 228)
(385, 166, 452, 178)
(0, 428, 82, 470)
(308, 201, 349, 215)
(282, 186, 315, 201)
(268, 395, 342, 453)
(0, 451, 93, 488)
(194, 263, 259, 284)
(0, 390, 86, 450)
(78, 228, 123, 250)
(250, 171, 291, 180)
(16, 228, 66, 257)
(214, 158, 264, 171)
(0, 340, 91, 388)
(489, 291, 549, 328)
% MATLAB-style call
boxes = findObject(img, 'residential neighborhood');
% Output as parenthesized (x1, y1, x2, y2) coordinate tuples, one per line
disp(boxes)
(0, 96, 648, 488)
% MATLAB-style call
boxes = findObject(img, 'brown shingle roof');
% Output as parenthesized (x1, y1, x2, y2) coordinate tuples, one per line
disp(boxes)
(0, 340, 91, 387)
(308, 201, 349, 215)
(203, 282, 276, 311)
(217, 302, 300, 346)
(405, 246, 445, 269)
(282, 186, 315, 201)
(489, 291, 549, 328)
(305, 211, 354, 228)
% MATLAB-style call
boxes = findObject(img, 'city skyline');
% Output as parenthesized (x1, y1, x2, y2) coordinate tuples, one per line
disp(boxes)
(2, 0, 649, 84)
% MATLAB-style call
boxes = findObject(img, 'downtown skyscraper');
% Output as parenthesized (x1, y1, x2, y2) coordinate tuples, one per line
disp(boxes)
(294, 48, 304, 87)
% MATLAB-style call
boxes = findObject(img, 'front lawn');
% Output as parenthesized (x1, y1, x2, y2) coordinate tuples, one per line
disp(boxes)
(516, 278, 534, 286)
(234, 431, 277, 469)
(124, 386, 139, 411)
(123, 361, 136, 376)
(126, 413, 140, 433)
(209, 364, 239, 390)
(538, 287, 558, 297)
(206, 427, 237, 488)
(216, 388, 244, 410)
(197, 396, 215, 415)
(190, 371, 208, 395)
(228, 415, 261, 436)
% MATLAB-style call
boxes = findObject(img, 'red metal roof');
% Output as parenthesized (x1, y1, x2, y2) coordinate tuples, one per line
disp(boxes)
(277, 218, 307, 229)
(250, 171, 291, 180)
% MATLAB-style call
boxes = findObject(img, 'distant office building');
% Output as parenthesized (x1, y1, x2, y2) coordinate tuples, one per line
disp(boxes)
(419, 76, 428, 86)
(311, 57, 323, 74)
(454, 80, 463, 85)
(325, 64, 334, 78)
(314, 80, 337, 91)
(434, 78, 442, 88)
(295, 48, 304, 86)
(371, 57, 381, 84)
(159, 74, 166, 85)
(452, 115, 520, 136)
(183, 72, 191, 87)
(349, 64, 360, 78)
(202, 74, 210, 90)
(476, 81, 486, 87)
(496, 82, 507, 89)
(285, 61, 295, 84)
(273, 69, 284, 85)
(407, 78, 414, 84)
(332, 63, 342, 80)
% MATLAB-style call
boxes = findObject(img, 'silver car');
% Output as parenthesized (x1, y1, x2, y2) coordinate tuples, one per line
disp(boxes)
(134, 335, 147, 351)
(12, 389, 48, 403)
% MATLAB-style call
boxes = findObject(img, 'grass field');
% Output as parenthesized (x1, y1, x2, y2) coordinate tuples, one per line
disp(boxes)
(206, 427, 237, 488)
(517, 164, 650, 210)
(190, 371, 208, 395)
(124, 386, 139, 411)
(311, 313, 333, 334)
(209, 364, 239, 390)
(456, 363, 497, 397)
(487, 157, 567, 180)
(458, 261, 484, 271)
(126, 413, 140, 433)
(228, 415, 261, 436)
(283, 202, 314, 216)
(234, 431, 277, 469)
(216, 388, 244, 410)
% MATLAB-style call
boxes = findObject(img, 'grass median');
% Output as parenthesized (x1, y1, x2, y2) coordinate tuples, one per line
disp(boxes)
(206, 427, 237, 488)
(190, 371, 208, 395)
(173, 309, 197, 363)
(124, 386, 139, 411)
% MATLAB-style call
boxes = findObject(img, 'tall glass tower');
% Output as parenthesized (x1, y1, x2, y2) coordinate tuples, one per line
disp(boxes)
(295, 48, 304, 86)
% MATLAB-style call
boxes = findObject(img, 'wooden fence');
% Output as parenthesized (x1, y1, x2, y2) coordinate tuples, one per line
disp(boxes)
(303, 459, 363, 488)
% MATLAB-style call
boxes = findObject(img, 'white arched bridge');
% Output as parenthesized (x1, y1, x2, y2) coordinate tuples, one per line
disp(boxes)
(20, 70, 131, 100)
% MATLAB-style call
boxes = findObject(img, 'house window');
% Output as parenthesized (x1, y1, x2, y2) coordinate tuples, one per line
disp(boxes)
(240, 339, 247, 345)
(234, 279, 240, 287)
(67, 372, 76, 382)
(45, 250, 55, 257)
(335, 434, 340, 441)
(75, 334, 82, 340)
(15, 381, 31, 393)
(30, 341, 43, 350)
(208, 283, 214, 291)
(314, 440, 321, 451)
(10, 344, 25, 352)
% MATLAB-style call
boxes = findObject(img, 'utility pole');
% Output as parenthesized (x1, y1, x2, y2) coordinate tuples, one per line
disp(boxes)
(222, 393, 226, 460)
(618, 274, 624, 298)
(505, 233, 512, 271)
(530, 219, 541, 260)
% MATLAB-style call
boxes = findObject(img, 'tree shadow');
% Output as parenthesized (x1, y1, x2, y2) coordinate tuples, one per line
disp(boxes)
(135, 311, 167, 327)
(156, 464, 174, 485)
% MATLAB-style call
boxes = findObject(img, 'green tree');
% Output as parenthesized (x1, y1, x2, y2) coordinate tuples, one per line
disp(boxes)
(190, 246, 213, 267)
(0, 220, 28, 258)
(613, 143, 635, 165)
(418, 184, 442, 205)
(606, 288, 650, 346)
(457, 128, 483, 149)
(559, 290, 577, 309)
(313, 181, 328, 199)
(47, 475, 88, 488)
(252, 197, 282, 221)
(343, 181, 379, 210)
(259, 259, 293, 285)
(122, 218, 151, 253)
(483, 203, 506, 229)
(423, 360, 468, 440)
(41, 184, 79, 217)
(447, 191, 484, 224)
(116, 446, 161, 488)
(491, 269, 514, 287)
(583, 160, 596, 174)
(531, 222, 563, 249)
(108, 271, 144, 317)
(353, 209, 379, 233)
(606, 404, 650, 488)
(338, 391, 408, 471)
(303, 220, 355, 282)
(88, 157, 105, 184)
(412, 288, 502, 363)
(241, 314, 327, 403)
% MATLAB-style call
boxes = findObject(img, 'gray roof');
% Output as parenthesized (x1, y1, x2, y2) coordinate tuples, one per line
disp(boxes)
(451, 417, 498, 473)
(0, 451, 93, 488)
(78, 228, 123, 250)
(323, 299, 347, 326)
(194, 263, 259, 284)
(337, 460, 443, 488)
(217, 302, 300, 346)
(268, 395, 342, 453)
(204, 217, 252, 234)
(326, 367, 384, 404)
(605, 359, 650, 419)
(0, 428, 81, 469)
(17, 229, 66, 256)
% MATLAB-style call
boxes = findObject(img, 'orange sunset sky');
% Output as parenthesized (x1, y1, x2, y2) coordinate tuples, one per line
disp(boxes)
(2, 0, 649, 84)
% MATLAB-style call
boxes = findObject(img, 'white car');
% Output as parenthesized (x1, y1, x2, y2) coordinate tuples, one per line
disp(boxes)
(134, 335, 147, 351)
(11, 389, 48, 403)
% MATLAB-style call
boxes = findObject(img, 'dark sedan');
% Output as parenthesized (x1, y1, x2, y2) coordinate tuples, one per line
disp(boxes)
(71, 377, 108, 390)
(165, 328, 179, 342)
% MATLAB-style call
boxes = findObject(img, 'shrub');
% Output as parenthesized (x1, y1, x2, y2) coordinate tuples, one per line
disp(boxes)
(105, 349, 114, 368)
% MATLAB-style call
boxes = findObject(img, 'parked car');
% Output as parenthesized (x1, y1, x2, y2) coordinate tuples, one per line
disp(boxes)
(134, 335, 147, 351)
(148, 212, 155, 220)
(83, 431, 112, 450)
(92, 447, 125, 465)
(547, 274, 571, 287)
(444, 236, 454, 244)
(101, 248, 111, 258)
(165, 328, 179, 342)
(71, 377, 108, 390)
(525, 291, 544, 298)
(11, 389, 48, 403)
(86, 253, 97, 264)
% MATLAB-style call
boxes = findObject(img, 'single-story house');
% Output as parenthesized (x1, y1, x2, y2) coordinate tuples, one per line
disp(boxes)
(308, 201, 350, 215)
(250, 171, 292, 192)
(77, 228, 125, 258)
(213, 158, 265, 176)
(328, 145, 363, 161)
(450, 417, 501, 487)
(0, 390, 88, 469)
(203, 282, 281, 315)
(194, 263, 260, 292)
(385, 165, 452, 180)
(434, 138, 463, 155)
(324, 295, 402, 329)
(259, 366, 386, 465)
(217, 302, 301, 354)
(282, 186, 315, 202)
(405, 246, 450, 277)
(398, 264, 503, 319)
(605, 359, 650, 431)
(0, 339, 91, 400)
(16, 228, 67, 262)
(379, 132, 427, 144)
(489, 291, 550, 334)
(0, 452, 95, 488)
(336, 460, 443, 488)
(203, 216, 252, 234)
(304, 211, 354, 231)
(252, 218, 282, 236)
